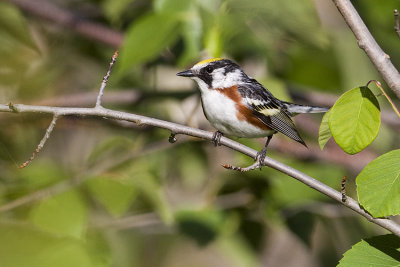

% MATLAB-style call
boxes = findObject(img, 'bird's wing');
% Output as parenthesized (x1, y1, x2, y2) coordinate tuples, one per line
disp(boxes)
(238, 82, 306, 146)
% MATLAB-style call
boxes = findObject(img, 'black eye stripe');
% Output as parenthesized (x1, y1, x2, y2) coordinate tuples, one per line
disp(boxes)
(196, 59, 242, 87)
(205, 59, 240, 74)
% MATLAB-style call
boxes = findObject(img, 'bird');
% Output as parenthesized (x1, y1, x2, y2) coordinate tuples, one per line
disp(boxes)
(176, 58, 329, 168)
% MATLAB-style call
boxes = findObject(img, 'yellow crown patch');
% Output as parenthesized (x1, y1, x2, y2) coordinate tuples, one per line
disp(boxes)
(195, 58, 223, 66)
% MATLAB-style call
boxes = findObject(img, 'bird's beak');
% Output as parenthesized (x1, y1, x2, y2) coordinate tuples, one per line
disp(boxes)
(176, 69, 195, 77)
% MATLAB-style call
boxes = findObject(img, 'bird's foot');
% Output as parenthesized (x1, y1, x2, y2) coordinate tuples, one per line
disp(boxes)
(254, 146, 267, 170)
(223, 146, 268, 172)
(212, 131, 223, 147)
(222, 161, 262, 172)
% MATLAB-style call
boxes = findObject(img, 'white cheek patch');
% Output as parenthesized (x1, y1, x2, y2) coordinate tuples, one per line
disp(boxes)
(211, 69, 242, 89)
(192, 77, 208, 93)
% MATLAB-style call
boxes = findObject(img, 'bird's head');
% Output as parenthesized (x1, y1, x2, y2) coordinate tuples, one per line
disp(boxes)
(177, 58, 246, 92)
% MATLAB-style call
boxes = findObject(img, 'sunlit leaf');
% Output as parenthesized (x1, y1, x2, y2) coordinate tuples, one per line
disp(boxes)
(29, 190, 88, 239)
(338, 235, 400, 267)
(329, 86, 380, 154)
(318, 110, 332, 150)
(356, 149, 400, 217)
(119, 14, 180, 72)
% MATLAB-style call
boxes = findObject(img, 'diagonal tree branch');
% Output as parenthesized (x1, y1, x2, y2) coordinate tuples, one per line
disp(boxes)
(19, 114, 58, 168)
(1, 103, 400, 237)
(332, 0, 400, 99)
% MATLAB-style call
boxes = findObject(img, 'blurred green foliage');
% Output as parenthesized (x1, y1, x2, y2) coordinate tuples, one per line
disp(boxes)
(1, 0, 400, 266)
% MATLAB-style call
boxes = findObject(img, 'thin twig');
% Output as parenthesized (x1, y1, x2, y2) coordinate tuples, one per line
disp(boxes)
(332, 0, 400, 99)
(95, 50, 119, 108)
(395, 9, 400, 39)
(0, 103, 399, 237)
(19, 115, 59, 168)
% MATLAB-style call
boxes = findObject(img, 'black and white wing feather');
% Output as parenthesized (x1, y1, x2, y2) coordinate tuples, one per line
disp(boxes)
(238, 81, 306, 146)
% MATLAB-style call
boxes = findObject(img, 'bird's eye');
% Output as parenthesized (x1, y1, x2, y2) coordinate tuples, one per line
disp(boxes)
(205, 66, 213, 73)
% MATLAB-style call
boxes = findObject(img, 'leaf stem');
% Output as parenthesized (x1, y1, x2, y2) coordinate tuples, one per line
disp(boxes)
(367, 80, 400, 119)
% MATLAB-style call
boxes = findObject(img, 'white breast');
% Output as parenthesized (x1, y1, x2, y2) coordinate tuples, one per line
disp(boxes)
(200, 89, 274, 138)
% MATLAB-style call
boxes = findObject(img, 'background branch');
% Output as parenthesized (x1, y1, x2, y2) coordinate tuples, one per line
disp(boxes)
(6, 0, 123, 47)
(1, 103, 399, 237)
(332, 0, 400, 99)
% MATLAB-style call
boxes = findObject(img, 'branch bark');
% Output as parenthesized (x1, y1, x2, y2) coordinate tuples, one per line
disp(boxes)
(332, 0, 400, 99)
(1, 103, 400, 237)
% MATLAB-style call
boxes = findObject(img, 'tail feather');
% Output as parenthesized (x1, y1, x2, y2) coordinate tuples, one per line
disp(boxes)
(283, 102, 330, 114)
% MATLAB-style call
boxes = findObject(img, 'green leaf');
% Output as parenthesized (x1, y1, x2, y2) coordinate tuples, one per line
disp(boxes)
(329, 86, 380, 154)
(338, 235, 400, 267)
(318, 110, 332, 150)
(356, 149, 400, 217)
(29, 190, 88, 239)
(0, 223, 94, 267)
(86, 175, 137, 217)
(119, 13, 180, 72)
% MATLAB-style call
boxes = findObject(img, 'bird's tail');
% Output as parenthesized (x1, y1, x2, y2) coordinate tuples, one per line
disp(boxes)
(283, 101, 330, 114)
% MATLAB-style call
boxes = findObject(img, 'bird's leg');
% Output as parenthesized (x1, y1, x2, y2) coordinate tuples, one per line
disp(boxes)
(223, 135, 273, 172)
(212, 131, 223, 146)
(255, 135, 272, 169)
